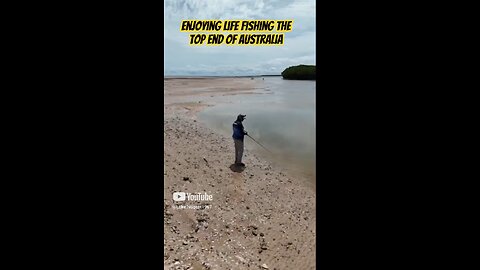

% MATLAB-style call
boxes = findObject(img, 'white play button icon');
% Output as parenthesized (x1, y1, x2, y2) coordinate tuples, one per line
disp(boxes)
(173, 192, 186, 201)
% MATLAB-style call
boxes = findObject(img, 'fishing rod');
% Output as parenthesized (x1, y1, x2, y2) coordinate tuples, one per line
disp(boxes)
(246, 134, 272, 153)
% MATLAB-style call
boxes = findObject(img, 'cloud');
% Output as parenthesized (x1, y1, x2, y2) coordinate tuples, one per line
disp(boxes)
(164, 0, 316, 76)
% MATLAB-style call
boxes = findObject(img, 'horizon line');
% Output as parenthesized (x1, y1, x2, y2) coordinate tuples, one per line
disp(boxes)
(164, 74, 282, 77)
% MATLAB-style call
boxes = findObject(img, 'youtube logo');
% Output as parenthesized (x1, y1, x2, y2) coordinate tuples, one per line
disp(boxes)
(173, 192, 186, 201)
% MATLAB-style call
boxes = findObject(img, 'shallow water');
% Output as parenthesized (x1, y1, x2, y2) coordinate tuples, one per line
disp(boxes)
(198, 76, 316, 182)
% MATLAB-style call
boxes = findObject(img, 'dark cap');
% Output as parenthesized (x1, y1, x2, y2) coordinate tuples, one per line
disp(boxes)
(236, 114, 246, 121)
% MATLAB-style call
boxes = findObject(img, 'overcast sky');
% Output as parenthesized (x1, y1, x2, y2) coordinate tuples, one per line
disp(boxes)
(164, 0, 315, 76)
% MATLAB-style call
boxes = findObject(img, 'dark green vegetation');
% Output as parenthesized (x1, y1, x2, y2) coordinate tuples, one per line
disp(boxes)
(281, 65, 316, 80)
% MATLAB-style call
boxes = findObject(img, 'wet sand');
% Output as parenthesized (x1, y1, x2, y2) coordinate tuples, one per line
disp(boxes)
(164, 78, 316, 270)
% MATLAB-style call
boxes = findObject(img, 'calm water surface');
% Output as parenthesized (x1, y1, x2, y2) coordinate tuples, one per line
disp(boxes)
(198, 76, 316, 183)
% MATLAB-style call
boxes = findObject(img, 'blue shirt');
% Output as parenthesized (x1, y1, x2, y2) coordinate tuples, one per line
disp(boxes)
(232, 121, 246, 140)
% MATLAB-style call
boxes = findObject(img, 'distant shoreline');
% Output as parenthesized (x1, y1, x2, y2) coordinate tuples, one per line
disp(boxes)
(164, 75, 281, 79)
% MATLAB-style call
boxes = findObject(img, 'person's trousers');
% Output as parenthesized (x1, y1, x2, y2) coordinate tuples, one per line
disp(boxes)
(234, 139, 244, 163)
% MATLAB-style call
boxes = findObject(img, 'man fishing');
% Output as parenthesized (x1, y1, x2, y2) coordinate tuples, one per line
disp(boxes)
(232, 114, 248, 166)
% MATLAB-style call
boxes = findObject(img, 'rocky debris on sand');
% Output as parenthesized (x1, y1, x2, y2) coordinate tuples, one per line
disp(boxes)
(260, 238, 268, 251)
(171, 225, 179, 234)
(194, 217, 209, 232)
(236, 255, 247, 264)
(202, 262, 212, 269)
(247, 225, 259, 237)
(203, 157, 209, 166)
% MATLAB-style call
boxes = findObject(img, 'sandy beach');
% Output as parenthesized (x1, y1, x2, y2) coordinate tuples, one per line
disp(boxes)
(164, 78, 316, 270)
